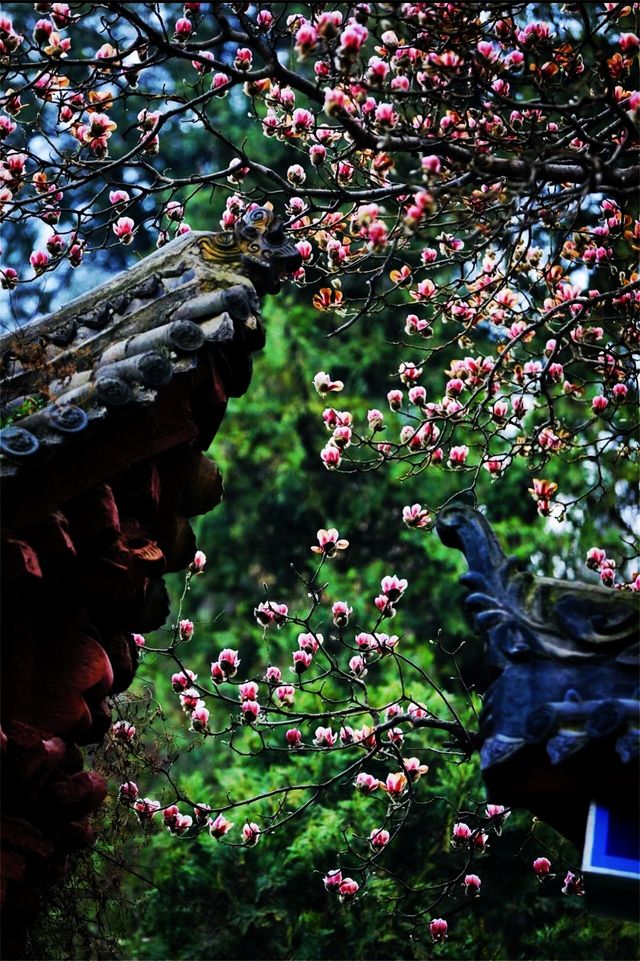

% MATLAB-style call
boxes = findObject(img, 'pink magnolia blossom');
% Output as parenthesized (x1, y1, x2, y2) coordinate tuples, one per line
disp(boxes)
(339, 725, 355, 744)
(369, 828, 390, 849)
(586, 547, 607, 570)
(46, 234, 65, 256)
(338, 877, 359, 901)
(408, 385, 427, 407)
(332, 425, 352, 448)
(387, 389, 403, 410)
(398, 361, 423, 384)
(179, 618, 194, 640)
(241, 699, 260, 722)
(275, 684, 295, 706)
(493, 399, 509, 421)
(403, 757, 429, 780)
(292, 650, 313, 674)
(354, 772, 379, 794)
(375, 102, 398, 127)
(332, 600, 352, 627)
(422, 155, 441, 174)
(285, 727, 302, 747)
(355, 632, 376, 652)
(133, 633, 145, 648)
(134, 798, 161, 821)
(408, 702, 428, 721)
(620, 32, 640, 52)
(592, 394, 609, 413)
(174, 17, 193, 38)
(562, 871, 584, 896)
(533, 856, 552, 878)
(463, 873, 481, 896)
(163, 806, 190, 834)
(68, 243, 84, 268)
(298, 632, 321, 654)
(338, 22, 368, 56)
(374, 593, 396, 617)
(375, 632, 399, 654)
(402, 504, 431, 528)
(111, 720, 135, 741)
(311, 528, 349, 556)
(210, 661, 225, 684)
(211, 73, 230, 95)
(485, 803, 510, 835)
(118, 780, 139, 802)
(349, 654, 367, 677)
(179, 688, 202, 712)
(109, 189, 130, 206)
(194, 803, 212, 825)
(446, 377, 465, 397)
(255, 600, 289, 628)
(218, 648, 240, 677)
(234, 48, 252, 70)
(1, 268, 18, 289)
(600, 564, 616, 587)
(309, 143, 327, 166)
(484, 458, 505, 477)
(380, 575, 408, 601)
(314, 726, 337, 747)
(239, 681, 259, 702)
(242, 822, 261, 846)
(287, 163, 306, 186)
(430, 918, 448, 943)
(209, 813, 234, 839)
(321, 444, 342, 469)
(314, 371, 344, 395)
(452, 822, 472, 845)
(380, 772, 407, 796)
(474, 831, 490, 852)
(449, 445, 469, 467)
(30, 250, 49, 273)
(165, 200, 184, 222)
(366, 409, 384, 432)
(295, 22, 319, 59)
(256, 10, 274, 31)
(113, 216, 135, 244)
(323, 868, 342, 892)
(612, 383, 628, 402)
(192, 50, 215, 73)
(265, 665, 282, 684)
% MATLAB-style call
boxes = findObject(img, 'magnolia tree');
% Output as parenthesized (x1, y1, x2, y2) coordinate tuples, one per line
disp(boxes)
(1, 0, 638, 943)
(109, 541, 587, 941)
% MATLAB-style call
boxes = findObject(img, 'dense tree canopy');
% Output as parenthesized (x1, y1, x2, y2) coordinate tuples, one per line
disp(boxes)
(1, 3, 638, 960)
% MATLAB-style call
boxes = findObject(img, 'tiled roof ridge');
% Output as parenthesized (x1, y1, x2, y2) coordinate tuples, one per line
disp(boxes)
(0, 232, 263, 474)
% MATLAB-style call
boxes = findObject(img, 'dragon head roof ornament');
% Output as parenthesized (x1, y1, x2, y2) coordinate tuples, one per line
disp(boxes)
(200, 203, 302, 290)
(436, 505, 639, 846)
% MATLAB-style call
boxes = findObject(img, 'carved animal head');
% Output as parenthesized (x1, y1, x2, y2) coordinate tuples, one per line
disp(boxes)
(198, 204, 302, 293)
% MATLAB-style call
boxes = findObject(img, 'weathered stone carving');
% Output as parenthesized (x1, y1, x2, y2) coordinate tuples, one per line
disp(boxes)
(436, 505, 639, 846)
(0, 207, 300, 956)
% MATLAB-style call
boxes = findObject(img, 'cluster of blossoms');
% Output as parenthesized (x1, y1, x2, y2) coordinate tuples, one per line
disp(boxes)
(117, 780, 245, 842)
(2, 4, 638, 534)
(585, 546, 639, 590)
